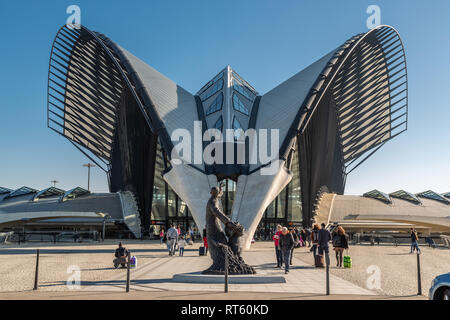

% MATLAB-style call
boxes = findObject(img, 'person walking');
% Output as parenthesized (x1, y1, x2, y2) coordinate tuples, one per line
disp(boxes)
(167, 224, 178, 256)
(202, 229, 208, 255)
(410, 228, 421, 254)
(300, 228, 306, 247)
(305, 228, 312, 247)
(310, 224, 320, 257)
(332, 226, 349, 267)
(279, 227, 295, 274)
(178, 236, 187, 256)
(159, 228, 165, 245)
(318, 223, 332, 266)
(273, 225, 283, 268)
(289, 228, 299, 265)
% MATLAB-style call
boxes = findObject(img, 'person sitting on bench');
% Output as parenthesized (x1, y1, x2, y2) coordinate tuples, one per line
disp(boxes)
(113, 242, 128, 268)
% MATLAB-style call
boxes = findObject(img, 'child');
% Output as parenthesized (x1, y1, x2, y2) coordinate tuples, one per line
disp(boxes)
(179, 236, 187, 256)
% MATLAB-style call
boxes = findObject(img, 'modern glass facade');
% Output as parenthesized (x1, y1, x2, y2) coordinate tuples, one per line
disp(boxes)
(148, 140, 302, 240)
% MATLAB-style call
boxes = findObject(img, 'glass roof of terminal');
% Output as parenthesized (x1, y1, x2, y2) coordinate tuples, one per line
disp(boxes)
(0, 187, 12, 195)
(33, 187, 66, 202)
(5, 186, 38, 199)
(205, 93, 223, 116)
(233, 81, 252, 101)
(232, 93, 249, 116)
(389, 190, 422, 204)
(416, 190, 450, 205)
(201, 75, 224, 102)
(363, 189, 391, 204)
(442, 192, 450, 199)
(60, 187, 90, 202)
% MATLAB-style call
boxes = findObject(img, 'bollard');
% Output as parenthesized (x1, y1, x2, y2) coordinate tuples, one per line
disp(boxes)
(126, 251, 131, 292)
(417, 252, 422, 295)
(326, 255, 330, 296)
(224, 252, 229, 293)
(33, 249, 40, 290)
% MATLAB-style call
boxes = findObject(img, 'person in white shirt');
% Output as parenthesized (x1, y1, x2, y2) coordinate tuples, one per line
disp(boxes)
(166, 224, 178, 256)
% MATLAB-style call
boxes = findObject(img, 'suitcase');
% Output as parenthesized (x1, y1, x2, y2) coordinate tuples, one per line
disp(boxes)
(199, 246, 205, 256)
(343, 255, 352, 268)
(315, 254, 324, 267)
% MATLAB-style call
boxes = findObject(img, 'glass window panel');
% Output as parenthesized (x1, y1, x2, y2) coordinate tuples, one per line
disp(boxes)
(416, 190, 450, 204)
(233, 82, 251, 100)
(151, 143, 166, 220)
(232, 94, 249, 116)
(205, 93, 223, 116)
(363, 189, 391, 204)
(168, 189, 176, 217)
(266, 201, 275, 218)
(287, 148, 302, 222)
(179, 199, 187, 216)
(201, 78, 224, 101)
(277, 191, 285, 219)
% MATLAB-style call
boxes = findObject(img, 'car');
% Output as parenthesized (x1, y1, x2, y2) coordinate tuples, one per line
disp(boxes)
(429, 272, 450, 300)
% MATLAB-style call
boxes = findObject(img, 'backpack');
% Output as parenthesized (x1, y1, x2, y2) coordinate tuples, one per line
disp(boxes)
(332, 234, 342, 247)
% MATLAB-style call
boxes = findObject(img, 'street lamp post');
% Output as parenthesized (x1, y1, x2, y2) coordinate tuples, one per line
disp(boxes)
(82, 163, 96, 191)
(50, 180, 59, 187)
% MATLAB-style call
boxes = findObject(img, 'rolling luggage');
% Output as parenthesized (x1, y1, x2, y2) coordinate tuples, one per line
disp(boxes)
(314, 254, 324, 267)
(199, 245, 205, 256)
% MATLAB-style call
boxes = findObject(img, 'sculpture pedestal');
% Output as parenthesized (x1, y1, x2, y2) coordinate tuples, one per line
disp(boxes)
(172, 272, 286, 284)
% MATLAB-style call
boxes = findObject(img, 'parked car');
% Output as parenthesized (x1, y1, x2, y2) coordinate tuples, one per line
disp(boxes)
(429, 272, 450, 300)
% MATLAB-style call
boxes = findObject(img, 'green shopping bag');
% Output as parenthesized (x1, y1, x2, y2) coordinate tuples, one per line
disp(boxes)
(343, 250, 352, 268)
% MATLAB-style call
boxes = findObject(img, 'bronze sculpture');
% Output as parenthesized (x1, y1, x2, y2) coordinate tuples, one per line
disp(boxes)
(202, 186, 255, 275)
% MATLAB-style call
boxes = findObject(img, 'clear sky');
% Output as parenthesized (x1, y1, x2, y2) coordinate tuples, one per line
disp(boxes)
(0, 0, 449, 195)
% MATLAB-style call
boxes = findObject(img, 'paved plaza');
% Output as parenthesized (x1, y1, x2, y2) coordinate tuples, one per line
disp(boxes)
(0, 240, 445, 299)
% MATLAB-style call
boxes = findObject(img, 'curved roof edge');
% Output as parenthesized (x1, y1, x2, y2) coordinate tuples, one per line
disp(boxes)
(274, 25, 408, 173)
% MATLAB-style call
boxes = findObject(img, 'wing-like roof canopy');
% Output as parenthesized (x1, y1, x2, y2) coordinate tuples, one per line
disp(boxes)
(0, 187, 12, 195)
(5, 186, 38, 199)
(60, 187, 90, 202)
(32, 187, 66, 202)
(416, 190, 450, 205)
(389, 190, 422, 205)
(363, 189, 391, 204)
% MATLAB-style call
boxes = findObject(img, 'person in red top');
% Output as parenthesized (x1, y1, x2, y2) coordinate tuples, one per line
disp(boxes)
(273, 225, 283, 268)
(159, 228, 165, 245)
(202, 228, 208, 255)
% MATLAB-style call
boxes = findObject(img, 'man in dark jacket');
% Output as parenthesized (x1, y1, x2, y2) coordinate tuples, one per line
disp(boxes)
(318, 223, 331, 266)
(113, 242, 128, 268)
(278, 227, 295, 274)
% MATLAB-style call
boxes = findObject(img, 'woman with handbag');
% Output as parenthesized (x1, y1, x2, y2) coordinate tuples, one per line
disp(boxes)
(332, 226, 349, 267)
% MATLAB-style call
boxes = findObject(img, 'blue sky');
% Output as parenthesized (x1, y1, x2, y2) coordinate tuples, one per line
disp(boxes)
(0, 0, 449, 195)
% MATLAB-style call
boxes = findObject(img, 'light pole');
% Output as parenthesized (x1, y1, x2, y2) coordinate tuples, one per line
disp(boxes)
(50, 180, 59, 187)
(82, 163, 95, 191)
